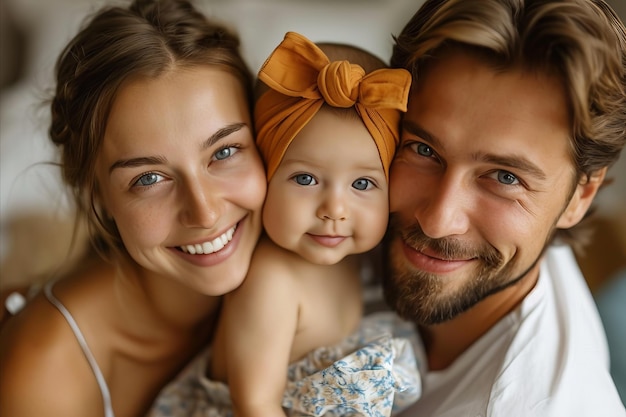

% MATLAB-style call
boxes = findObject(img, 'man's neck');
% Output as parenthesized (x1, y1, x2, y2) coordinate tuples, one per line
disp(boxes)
(419, 263, 540, 371)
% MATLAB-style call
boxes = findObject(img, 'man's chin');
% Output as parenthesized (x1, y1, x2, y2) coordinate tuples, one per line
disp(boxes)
(382, 258, 494, 325)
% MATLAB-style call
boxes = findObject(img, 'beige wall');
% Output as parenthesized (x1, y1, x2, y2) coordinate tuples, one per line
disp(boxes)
(607, 0, 626, 20)
(578, 0, 626, 291)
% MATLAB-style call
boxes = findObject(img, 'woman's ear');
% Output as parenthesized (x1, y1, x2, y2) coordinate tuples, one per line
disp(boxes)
(557, 167, 607, 229)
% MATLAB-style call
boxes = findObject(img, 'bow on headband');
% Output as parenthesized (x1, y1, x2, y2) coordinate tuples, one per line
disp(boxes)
(254, 31, 412, 181)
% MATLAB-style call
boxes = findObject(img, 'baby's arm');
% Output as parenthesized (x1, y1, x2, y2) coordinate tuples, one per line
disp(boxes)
(220, 245, 300, 416)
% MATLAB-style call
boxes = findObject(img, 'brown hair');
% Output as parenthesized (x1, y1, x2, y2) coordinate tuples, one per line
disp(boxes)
(49, 0, 253, 256)
(391, 0, 626, 244)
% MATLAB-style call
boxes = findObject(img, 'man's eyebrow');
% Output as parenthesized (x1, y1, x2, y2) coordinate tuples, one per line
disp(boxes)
(402, 119, 547, 180)
(109, 122, 248, 174)
(480, 154, 547, 181)
(401, 119, 445, 150)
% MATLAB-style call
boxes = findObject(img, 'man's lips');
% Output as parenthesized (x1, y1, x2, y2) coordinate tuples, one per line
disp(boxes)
(401, 240, 474, 274)
(307, 234, 347, 248)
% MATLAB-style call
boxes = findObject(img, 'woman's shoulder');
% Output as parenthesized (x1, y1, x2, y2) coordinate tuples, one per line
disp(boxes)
(0, 287, 103, 415)
(0, 260, 117, 416)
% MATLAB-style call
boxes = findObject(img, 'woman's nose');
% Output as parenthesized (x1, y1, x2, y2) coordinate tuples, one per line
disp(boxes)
(180, 180, 221, 229)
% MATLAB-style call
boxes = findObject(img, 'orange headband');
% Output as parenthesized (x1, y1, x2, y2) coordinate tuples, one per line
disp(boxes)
(254, 31, 411, 181)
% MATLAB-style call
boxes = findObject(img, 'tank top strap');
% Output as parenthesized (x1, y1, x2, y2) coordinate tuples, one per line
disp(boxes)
(44, 280, 115, 417)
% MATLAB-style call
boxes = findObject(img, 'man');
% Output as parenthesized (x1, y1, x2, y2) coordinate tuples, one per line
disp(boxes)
(384, 0, 626, 415)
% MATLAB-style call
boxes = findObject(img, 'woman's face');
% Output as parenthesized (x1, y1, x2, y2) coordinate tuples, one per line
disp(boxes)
(95, 67, 266, 295)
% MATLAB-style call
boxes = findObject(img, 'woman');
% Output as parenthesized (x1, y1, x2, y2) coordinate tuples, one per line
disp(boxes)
(0, 0, 266, 416)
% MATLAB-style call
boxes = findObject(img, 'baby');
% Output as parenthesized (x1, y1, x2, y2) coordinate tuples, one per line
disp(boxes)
(210, 31, 420, 416)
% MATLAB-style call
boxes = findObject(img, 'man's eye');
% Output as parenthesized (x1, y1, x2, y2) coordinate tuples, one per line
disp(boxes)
(293, 174, 317, 186)
(416, 143, 434, 157)
(214, 146, 238, 161)
(408, 142, 434, 157)
(134, 172, 163, 187)
(497, 170, 519, 185)
(352, 178, 373, 191)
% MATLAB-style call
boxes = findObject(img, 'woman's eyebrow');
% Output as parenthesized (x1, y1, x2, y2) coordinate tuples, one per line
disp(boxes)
(109, 122, 248, 174)
(109, 156, 166, 173)
(202, 122, 247, 150)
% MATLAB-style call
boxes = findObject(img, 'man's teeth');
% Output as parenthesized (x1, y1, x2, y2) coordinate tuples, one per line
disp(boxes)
(180, 225, 236, 255)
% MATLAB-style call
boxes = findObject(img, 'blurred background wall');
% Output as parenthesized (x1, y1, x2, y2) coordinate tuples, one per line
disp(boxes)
(0, 0, 624, 291)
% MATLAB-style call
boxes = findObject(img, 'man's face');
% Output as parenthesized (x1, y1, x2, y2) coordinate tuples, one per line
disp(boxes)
(384, 49, 582, 325)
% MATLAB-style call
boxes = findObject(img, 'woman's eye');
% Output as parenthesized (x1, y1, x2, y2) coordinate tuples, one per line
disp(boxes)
(352, 178, 373, 191)
(496, 170, 519, 185)
(134, 172, 163, 187)
(293, 174, 317, 186)
(213, 146, 238, 161)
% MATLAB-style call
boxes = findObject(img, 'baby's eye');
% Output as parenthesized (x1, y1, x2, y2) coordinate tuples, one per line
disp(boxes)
(213, 146, 239, 161)
(352, 178, 373, 191)
(293, 174, 317, 186)
(496, 170, 519, 185)
(134, 172, 163, 187)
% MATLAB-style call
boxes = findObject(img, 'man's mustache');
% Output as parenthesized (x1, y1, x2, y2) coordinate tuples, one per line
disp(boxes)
(390, 215, 503, 269)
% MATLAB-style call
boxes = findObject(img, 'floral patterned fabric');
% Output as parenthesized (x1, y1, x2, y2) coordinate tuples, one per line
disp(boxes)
(148, 312, 421, 417)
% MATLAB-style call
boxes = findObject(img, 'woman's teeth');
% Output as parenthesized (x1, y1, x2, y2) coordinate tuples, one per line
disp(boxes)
(179, 225, 236, 255)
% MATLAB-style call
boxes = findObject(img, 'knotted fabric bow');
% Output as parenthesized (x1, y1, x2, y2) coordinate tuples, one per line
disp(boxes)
(254, 31, 412, 181)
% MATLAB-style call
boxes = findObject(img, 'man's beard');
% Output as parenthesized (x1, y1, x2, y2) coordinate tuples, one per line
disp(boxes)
(382, 216, 540, 325)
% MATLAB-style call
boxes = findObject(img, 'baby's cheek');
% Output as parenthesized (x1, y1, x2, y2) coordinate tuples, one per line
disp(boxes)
(355, 213, 388, 253)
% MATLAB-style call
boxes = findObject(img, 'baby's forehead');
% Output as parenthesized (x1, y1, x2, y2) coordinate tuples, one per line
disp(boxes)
(287, 109, 381, 156)
(319, 103, 361, 120)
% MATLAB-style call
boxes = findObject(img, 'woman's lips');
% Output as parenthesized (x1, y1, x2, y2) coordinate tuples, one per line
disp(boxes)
(172, 220, 244, 267)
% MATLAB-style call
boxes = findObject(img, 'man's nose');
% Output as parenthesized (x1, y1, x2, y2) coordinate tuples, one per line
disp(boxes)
(415, 174, 471, 239)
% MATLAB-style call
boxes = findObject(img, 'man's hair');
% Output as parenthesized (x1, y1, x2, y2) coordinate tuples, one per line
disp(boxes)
(391, 0, 626, 244)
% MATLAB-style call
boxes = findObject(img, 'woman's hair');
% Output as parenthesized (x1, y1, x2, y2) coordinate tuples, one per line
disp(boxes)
(49, 0, 253, 257)
(391, 0, 626, 244)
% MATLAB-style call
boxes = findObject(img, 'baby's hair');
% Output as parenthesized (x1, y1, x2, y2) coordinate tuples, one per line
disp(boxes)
(317, 42, 387, 72)
(254, 41, 389, 122)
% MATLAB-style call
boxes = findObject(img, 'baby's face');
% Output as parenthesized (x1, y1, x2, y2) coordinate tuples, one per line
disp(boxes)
(262, 109, 389, 265)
